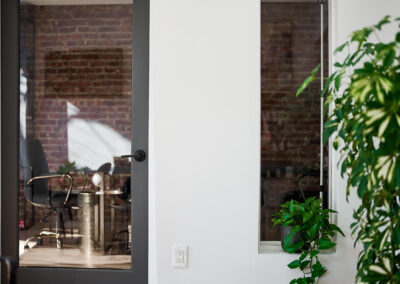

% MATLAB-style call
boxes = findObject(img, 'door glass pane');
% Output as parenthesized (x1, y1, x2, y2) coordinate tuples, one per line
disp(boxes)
(260, 2, 329, 241)
(19, 1, 133, 269)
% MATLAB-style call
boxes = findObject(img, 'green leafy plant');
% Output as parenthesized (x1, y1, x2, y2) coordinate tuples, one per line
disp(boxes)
(297, 16, 400, 283)
(57, 160, 77, 174)
(273, 197, 344, 284)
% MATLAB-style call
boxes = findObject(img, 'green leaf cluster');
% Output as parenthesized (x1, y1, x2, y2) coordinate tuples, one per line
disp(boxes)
(272, 197, 344, 284)
(297, 16, 400, 283)
(58, 160, 77, 174)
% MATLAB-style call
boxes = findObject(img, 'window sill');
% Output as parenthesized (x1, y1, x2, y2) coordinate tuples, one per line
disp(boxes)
(258, 241, 286, 254)
(258, 241, 337, 255)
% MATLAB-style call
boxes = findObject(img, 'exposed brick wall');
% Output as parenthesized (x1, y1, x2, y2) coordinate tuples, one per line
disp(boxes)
(260, 3, 329, 241)
(25, 5, 132, 172)
(261, 3, 326, 168)
(44, 48, 125, 97)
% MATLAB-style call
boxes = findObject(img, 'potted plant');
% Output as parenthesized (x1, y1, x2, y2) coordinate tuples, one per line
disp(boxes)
(297, 15, 400, 283)
(273, 194, 344, 284)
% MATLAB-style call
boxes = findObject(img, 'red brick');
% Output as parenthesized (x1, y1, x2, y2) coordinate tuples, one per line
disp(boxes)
(20, 4, 133, 171)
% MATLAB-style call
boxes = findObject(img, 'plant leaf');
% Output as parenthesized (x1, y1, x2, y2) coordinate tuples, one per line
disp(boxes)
(382, 48, 396, 69)
(334, 42, 347, 54)
(299, 252, 307, 262)
(329, 224, 345, 237)
(374, 15, 391, 30)
(317, 239, 336, 250)
(369, 265, 388, 275)
(303, 212, 313, 223)
(378, 116, 390, 137)
(288, 260, 300, 269)
(296, 64, 320, 97)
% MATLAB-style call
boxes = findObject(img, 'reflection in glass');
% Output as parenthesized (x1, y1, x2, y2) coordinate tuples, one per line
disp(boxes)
(19, 1, 133, 269)
(260, 3, 329, 241)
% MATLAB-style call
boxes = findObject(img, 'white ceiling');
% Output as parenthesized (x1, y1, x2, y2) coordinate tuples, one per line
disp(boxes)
(21, 0, 131, 5)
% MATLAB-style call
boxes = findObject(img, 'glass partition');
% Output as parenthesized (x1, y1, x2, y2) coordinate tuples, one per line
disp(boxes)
(19, 1, 133, 269)
(260, 1, 329, 241)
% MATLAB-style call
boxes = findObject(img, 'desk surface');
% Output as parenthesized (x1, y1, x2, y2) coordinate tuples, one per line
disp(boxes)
(95, 190, 123, 195)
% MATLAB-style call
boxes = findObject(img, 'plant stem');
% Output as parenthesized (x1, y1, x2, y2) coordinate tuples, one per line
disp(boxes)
(391, 201, 397, 275)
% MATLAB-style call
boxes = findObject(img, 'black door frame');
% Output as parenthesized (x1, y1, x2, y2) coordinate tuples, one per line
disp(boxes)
(1, 0, 149, 283)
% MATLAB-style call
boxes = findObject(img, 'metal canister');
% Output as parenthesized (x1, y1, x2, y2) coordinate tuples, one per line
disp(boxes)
(78, 192, 96, 255)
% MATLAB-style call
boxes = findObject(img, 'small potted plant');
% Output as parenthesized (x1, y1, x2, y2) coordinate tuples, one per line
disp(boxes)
(272, 196, 344, 284)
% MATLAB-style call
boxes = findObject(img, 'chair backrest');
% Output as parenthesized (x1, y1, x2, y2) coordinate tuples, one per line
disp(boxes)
(22, 138, 50, 206)
(118, 177, 131, 201)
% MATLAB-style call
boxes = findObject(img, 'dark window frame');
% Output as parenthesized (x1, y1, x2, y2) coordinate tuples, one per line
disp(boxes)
(1, 0, 150, 282)
(259, 0, 331, 245)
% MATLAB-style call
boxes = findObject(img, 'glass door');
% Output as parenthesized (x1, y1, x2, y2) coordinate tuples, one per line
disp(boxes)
(1, 0, 148, 282)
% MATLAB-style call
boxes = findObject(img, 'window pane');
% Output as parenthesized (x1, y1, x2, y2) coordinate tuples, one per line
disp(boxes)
(260, 2, 329, 241)
(19, 1, 133, 268)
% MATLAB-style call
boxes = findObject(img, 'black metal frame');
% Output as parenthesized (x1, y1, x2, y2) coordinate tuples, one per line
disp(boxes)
(1, 0, 149, 283)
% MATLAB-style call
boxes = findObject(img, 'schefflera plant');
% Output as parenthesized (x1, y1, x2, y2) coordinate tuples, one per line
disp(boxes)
(272, 197, 344, 284)
(298, 16, 400, 283)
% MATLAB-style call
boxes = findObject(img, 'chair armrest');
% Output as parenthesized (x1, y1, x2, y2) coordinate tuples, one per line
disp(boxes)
(72, 171, 88, 191)
(27, 173, 74, 205)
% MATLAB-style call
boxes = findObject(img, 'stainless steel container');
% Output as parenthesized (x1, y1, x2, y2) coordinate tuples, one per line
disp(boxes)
(78, 192, 96, 255)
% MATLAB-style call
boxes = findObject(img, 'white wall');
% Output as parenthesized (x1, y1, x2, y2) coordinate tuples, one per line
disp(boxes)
(148, 0, 400, 283)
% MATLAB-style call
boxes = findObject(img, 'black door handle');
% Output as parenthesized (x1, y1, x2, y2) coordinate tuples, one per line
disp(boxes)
(121, 150, 146, 162)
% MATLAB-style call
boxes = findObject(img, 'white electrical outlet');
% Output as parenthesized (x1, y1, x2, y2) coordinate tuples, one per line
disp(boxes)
(173, 245, 188, 268)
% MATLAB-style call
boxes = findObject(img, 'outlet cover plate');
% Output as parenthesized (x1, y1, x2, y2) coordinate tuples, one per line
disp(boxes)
(173, 245, 188, 268)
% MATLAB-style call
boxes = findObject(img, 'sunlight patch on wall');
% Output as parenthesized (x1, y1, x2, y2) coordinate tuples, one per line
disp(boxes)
(67, 102, 130, 170)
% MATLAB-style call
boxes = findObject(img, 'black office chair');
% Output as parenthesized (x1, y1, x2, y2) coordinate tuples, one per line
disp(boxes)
(111, 177, 131, 210)
(22, 139, 79, 249)
(109, 162, 131, 212)
(108, 177, 131, 254)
